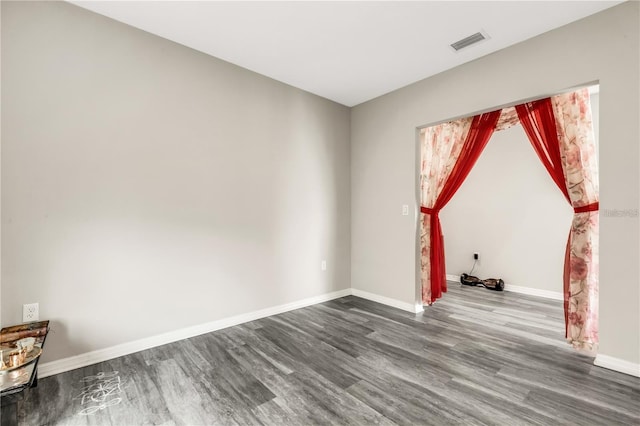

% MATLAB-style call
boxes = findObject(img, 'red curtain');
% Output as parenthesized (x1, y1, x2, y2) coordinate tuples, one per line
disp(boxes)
(421, 110, 501, 303)
(516, 100, 571, 203)
(516, 100, 571, 332)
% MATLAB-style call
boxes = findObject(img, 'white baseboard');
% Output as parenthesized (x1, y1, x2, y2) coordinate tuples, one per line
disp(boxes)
(448, 273, 563, 301)
(36, 286, 640, 380)
(594, 354, 640, 377)
(351, 288, 424, 314)
(38, 288, 351, 378)
(504, 284, 563, 301)
(40, 287, 423, 378)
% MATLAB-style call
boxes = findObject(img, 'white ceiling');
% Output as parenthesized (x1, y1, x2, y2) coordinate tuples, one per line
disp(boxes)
(70, 1, 623, 107)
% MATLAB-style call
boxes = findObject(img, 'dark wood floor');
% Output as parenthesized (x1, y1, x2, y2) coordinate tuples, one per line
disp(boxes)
(4, 284, 640, 425)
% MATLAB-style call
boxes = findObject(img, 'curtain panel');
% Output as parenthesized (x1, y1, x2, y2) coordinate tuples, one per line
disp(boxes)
(516, 89, 599, 348)
(420, 111, 501, 304)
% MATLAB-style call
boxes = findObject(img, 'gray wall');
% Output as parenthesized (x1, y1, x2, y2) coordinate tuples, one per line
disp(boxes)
(443, 94, 598, 293)
(351, 2, 639, 365)
(1, 1, 351, 363)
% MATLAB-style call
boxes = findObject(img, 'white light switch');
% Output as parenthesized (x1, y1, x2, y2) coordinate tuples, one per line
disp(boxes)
(321, 260, 327, 271)
(402, 205, 409, 216)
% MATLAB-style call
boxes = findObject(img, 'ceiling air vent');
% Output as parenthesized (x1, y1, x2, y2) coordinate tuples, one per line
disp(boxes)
(450, 32, 487, 51)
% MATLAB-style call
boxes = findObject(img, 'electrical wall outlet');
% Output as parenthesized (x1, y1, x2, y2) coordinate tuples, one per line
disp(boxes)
(474, 252, 479, 260)
(23, 303, 39, 322)
(402, 205, 409, 216)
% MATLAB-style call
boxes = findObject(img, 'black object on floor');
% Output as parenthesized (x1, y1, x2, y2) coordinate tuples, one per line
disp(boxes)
(461, 273, 505, 291)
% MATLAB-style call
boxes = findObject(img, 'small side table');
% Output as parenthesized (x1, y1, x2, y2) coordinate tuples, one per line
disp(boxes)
(0, 321, 50, 426)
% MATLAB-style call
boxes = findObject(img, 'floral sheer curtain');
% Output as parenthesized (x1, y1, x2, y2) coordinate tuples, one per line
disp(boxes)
(555, 90, 599, 349)
(420, 111, 500, 304)
(495, 107, 520, 131)
(420, 118, 472, 303)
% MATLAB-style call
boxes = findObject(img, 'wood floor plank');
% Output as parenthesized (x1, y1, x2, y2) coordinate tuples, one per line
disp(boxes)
(10, 283, 640, 425)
